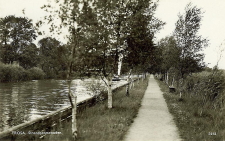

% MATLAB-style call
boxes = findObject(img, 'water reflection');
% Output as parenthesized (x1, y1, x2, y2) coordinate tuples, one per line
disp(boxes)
(0, 79, 91, 132)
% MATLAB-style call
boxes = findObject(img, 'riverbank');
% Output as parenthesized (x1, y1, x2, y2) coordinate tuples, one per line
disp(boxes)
(32, 77, 148, 141)
(0, 78, 130, 137)
(0, 78, 131, 133)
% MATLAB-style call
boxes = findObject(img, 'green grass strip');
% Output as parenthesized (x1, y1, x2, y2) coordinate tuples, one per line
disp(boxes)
(156, 78, 225, 141)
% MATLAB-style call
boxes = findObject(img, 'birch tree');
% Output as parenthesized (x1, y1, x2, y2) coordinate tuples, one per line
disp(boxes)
(87, 0, 128, 108)
(39, 0, 98, 139)
(173, 3, 208, 98)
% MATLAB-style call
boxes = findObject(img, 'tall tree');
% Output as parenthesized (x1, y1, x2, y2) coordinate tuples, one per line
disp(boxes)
(157, 36, 180, 84)
(40, 0, 99, 139)
(125, 0, 164, 71)
(96, 0, 124, 107)
(173, 3, 208, 96)
(38, 37, 62, 78)
(123, 0, 164, 95)
(0, 44, 14, 63)
(174, 3, 208, 77)
(18, 43, 39, 69)
(0, 15, 37, 64)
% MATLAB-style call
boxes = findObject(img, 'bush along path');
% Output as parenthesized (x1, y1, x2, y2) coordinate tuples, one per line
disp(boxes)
(124, 75, 181, 141)
(156, 71, 225, 141)
(29, 76, 149, 141)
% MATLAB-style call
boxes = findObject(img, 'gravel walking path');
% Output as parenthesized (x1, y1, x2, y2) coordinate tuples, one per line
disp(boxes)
(124, 75, 181, 141)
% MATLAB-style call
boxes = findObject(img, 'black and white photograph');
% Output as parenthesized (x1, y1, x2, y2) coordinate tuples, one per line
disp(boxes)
(0, 0, 224, 141)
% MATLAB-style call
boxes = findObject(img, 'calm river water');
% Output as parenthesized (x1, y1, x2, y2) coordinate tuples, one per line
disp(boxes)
(0, 79, 105, 132)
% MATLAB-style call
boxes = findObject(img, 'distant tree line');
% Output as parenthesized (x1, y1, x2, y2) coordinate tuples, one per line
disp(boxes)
(0, 0, 165, 82)
(0, 15, 71, 80)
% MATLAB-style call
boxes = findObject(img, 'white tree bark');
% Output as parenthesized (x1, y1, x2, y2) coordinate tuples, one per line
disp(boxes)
(132, 79, 134, 88)
(129, 79, 132, 89)
(107, 78, 113, 109)
(117, 54, 123, 76)
(68, 81, 77, 140)
(72, 93, 77, 140)
(101, 74, 113, 109)
(126, 69, 132, 96)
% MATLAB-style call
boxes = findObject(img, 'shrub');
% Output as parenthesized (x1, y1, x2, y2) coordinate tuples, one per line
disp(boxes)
(86, 79, 106, 95)
(184, 69, 225, 109)
(159, 71, 225, 141)
(0, 63, 26, 82)
(57, 71, 68, 79)
(84, 79, 106, 102)
(0, 63, 45, 82)
(28, 67, 46, 80)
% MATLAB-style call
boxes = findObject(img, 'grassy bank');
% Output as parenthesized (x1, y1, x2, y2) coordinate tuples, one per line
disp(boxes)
(34, 78, 148, 141)
(156, 77, 225, 141)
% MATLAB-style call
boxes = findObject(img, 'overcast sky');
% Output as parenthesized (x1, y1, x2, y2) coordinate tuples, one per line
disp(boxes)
(0, 0, 224, 69)
(154, 0, 225, 69)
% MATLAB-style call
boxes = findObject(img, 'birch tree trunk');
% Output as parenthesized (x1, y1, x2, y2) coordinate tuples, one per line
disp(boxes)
(142, 73, 146, 81)
(126, 69, 132, 96)
(131, 79, 134, 88)
(68, 80, 77, 140)
(72, 92, 77, 140)
(179, 77, 184, 99)
(107, 78, 113, 109)
(129, 79, 132, 89)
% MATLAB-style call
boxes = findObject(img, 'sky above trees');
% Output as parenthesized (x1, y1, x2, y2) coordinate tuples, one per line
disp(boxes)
(0, 0, 224, 69)
(154, 0, 225, 69)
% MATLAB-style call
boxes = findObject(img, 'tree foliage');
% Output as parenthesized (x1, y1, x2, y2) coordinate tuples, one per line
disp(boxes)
(124, 0, 165, 74)
(38, 37, 64, 78)
(158, 36, 180, 72)
(39, 0, 164, 77)
(18, 43, 39, 69)
(173, 3, 208, 77)
(153, 3, 208, 90)
(0, 15, 37, 64)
